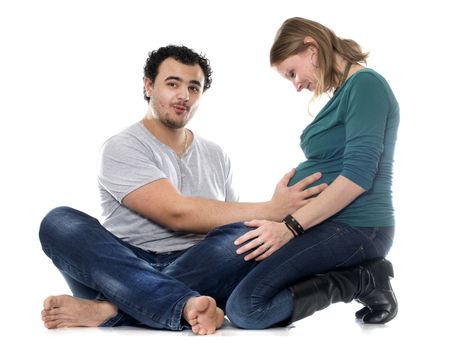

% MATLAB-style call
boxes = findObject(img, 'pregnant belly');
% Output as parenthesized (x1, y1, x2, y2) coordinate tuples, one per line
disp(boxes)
(288, 160, 341, 188)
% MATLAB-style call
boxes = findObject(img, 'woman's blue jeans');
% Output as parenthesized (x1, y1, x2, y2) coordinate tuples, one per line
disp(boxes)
(225, 220, 394, 329)
(39, 206, 256, 331)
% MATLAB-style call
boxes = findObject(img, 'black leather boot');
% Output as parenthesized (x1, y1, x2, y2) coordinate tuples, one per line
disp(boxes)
(353, 259, 398, 324)
(281, 258, 398, 325)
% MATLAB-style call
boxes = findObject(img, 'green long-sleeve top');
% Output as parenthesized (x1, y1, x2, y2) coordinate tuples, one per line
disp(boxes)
(288, 68, 399, 227)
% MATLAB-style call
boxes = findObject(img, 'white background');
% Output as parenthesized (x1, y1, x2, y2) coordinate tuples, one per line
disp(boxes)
(1, 0, 464, 348)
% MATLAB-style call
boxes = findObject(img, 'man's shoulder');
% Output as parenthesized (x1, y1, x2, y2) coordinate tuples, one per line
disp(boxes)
(100, 122, 153, 158)
(105, 122, 144, 142)
(104, 121, 151, 146)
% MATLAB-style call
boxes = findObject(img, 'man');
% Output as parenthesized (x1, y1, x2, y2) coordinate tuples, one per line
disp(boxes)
(39, 45, 325, 335)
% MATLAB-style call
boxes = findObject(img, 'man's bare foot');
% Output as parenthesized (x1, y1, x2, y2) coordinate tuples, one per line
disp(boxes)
(183, 296, 224, 335)
(41, 295, 118, 329)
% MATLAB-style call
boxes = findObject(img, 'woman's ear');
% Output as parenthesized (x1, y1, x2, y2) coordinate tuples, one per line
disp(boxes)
(303, 36, 318, 50)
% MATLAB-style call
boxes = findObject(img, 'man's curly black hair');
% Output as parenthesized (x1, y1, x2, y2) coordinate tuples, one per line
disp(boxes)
(143, 45, 213, 102)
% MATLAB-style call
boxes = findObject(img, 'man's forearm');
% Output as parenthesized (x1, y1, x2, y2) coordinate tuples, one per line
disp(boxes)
(123, 173, 326, 234)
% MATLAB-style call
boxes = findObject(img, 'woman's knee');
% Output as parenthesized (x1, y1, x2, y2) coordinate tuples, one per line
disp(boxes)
(225, 285, 270, 330)
(226, 295, 266, 330)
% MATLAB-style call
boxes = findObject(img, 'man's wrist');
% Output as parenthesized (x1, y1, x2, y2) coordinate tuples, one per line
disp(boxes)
(267, 200, 286, 221)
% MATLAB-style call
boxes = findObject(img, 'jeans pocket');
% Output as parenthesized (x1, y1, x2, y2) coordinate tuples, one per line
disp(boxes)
(335, 244, 366, 268)
(354, 226, 395, 259)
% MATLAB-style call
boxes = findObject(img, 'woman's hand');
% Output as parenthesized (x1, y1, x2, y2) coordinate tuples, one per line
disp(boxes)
(234, 220, 295, 261)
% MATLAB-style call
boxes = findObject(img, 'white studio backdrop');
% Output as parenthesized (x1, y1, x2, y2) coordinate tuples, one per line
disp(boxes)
(1, 0, 464, 347)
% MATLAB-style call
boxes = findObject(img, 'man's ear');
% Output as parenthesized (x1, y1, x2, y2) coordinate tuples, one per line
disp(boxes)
(143, 77, 154, 97)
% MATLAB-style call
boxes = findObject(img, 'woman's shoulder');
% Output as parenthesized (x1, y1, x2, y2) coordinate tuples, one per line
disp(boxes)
(343, 68, 398, 111)
(347, 68, 391, 91)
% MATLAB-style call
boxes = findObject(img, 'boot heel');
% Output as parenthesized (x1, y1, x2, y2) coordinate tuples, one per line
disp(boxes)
(382, 259, 394, 278)
(372, 258, 394, 278)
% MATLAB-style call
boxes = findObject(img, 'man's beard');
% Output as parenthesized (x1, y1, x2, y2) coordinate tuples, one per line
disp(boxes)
(159, 112, 195, 129)
(151, 100, 193, 129)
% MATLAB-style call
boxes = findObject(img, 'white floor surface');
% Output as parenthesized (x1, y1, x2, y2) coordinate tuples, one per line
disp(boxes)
(3, 272, 462, 350)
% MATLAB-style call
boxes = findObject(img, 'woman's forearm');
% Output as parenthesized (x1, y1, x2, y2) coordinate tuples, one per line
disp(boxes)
(292, 175, 365, 230)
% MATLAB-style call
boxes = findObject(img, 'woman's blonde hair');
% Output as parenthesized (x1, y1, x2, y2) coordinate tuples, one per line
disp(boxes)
(270, 17, 369, 96)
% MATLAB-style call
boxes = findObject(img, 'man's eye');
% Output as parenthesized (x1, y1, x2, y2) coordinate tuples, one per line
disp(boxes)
(189, 86, 199, 93)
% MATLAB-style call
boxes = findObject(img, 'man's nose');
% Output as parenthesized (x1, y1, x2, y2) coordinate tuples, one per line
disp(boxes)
(177, 87, 190, 101)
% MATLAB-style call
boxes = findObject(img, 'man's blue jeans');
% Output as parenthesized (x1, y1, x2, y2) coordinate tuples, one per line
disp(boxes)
(39, 206, 256, 331)
(225, 220, 394, 329)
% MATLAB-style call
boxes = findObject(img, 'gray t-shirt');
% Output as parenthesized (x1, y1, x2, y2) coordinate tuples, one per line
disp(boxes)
(98, 121, 238, 253)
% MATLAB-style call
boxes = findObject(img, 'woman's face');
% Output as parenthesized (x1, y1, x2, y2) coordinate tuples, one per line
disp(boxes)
(275, 47, 319, 92)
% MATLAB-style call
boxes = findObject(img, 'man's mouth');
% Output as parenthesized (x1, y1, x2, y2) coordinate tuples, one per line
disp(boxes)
(173, 104, 188, 113)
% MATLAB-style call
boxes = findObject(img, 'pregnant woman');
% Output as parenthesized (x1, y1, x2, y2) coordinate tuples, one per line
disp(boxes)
(225, 17, 399, 329)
